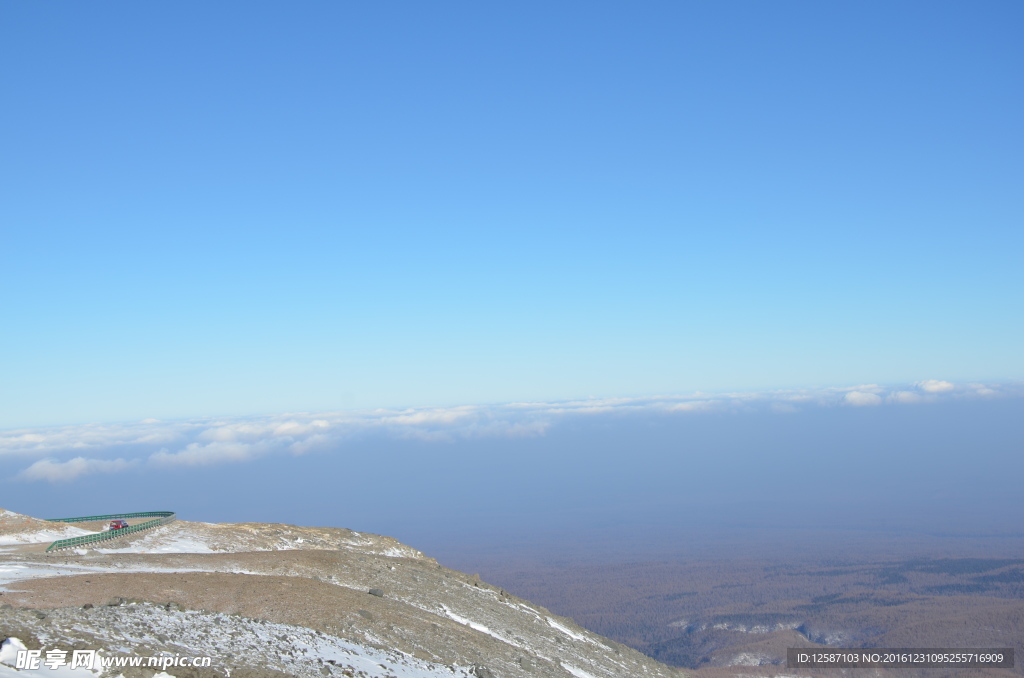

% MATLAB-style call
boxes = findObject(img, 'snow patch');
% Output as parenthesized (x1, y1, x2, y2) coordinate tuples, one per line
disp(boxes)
(729, 652, 775, 666)
(561, 663, 598, 678)
(548, 618, 602, 647)
(440, 605, 517, 647)
(0, 638, 26, 666)
(4, 605, 479, 678)
(0, 525, 92, 546)
(441, 606, 497, 637)
(95, 534, 214, 554)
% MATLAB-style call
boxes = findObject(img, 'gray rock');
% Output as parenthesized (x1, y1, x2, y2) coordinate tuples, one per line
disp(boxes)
(367, 588, 384, 597)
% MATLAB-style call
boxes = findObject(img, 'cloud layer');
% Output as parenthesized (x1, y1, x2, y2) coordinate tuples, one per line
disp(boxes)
(2, 380, 1018, 482)
(18, 457, 138, 483)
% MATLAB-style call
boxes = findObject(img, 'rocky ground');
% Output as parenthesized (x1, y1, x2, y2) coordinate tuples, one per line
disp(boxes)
(0, 508, 685, 678)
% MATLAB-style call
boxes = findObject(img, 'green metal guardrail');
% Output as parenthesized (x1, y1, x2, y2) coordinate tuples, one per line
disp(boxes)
(45, 511, 175, 524)
(44, 511, 176, 552)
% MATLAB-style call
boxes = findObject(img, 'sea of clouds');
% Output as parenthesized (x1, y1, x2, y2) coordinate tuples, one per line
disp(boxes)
(2, 380, 1016, 484)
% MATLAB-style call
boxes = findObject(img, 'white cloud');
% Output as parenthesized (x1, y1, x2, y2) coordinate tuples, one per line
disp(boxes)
(287, 433, 334, 455)
(834, 384, 884, 394)
(150, 440, 277, 467)
(670, 400, 717, 412)
(4, 379, 1020, 481)
(843, 391, 883, 407)
(917, 379, 955, 393)
(382, 407, 478, 426)
(0, 419, 201, 457)
(18, 456, 138, 482)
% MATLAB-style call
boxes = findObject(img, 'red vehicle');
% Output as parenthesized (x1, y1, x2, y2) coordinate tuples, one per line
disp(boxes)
(108, 520, 129, 530)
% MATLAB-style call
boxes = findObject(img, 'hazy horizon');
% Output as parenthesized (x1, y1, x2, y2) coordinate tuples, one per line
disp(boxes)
(5, 379, 1021, 563)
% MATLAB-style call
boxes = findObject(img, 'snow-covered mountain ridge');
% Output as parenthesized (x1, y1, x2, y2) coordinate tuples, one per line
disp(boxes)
(0, 509, 683, 678)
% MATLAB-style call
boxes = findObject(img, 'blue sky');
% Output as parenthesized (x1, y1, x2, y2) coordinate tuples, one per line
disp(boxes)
(2, 2, 1023, 429)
